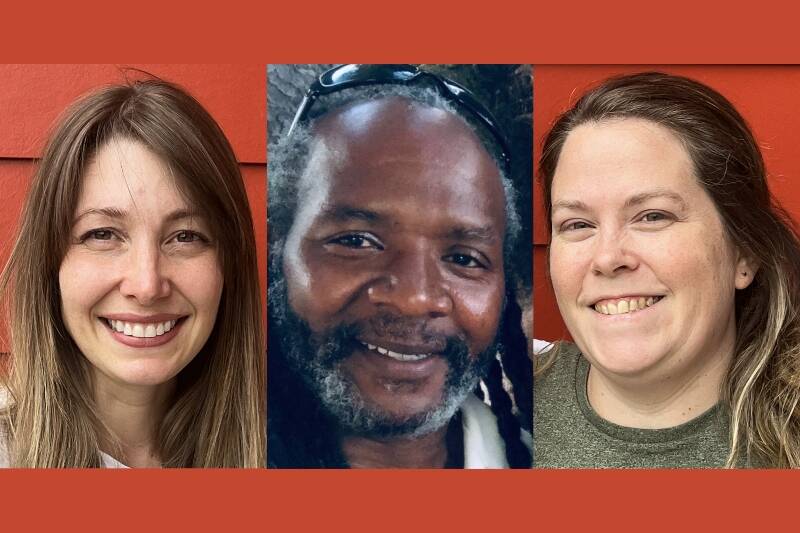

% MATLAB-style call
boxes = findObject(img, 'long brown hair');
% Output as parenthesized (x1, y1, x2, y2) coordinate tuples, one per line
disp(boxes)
(0, 78, 264, 467)
(539, 72, 800, 468)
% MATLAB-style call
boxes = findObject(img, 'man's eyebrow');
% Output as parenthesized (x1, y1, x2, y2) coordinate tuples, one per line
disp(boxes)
(447, 225, 498, 244)
(318, 205, 385, 223)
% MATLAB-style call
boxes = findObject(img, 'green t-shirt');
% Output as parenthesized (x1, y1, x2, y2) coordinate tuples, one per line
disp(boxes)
(534, 343, 737, 468)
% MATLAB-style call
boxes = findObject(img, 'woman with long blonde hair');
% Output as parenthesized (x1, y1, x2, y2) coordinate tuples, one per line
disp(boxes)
(0, 78, 264, 467)
(536, 72, 800, 468)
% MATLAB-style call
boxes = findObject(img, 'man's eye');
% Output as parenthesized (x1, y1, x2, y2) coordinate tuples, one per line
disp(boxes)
(328, 234, 382, 250)
(445, 253, 485, 269)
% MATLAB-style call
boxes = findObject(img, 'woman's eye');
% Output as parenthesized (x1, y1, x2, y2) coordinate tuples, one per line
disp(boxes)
(560, 220, 593, 232)
(80, 229, 117, 242)
(638, 211, 673, 224)
(328, 234, 382, 250)
(175, 230, 202, 243)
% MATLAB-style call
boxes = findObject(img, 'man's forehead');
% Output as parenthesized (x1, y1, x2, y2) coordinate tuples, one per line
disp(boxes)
(296, 96, 505, 222)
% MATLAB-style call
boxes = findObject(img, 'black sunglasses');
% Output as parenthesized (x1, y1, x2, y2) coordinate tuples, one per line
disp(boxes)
(288, 64, 512, 174)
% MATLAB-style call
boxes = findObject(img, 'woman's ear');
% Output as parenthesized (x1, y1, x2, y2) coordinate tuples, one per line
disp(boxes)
(734, 253, 759, 290)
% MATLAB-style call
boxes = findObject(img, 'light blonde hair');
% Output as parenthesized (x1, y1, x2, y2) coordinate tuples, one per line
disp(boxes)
(0, 78, 264, 467)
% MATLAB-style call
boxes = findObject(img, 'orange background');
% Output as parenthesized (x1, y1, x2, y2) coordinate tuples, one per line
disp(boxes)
(534, 65, 800, 341)
(0, 64, 267, 353)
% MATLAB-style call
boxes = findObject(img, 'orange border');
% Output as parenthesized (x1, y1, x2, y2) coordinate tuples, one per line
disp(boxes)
(1, 2, 800, 62)
(2, 3, 800, 531)
(1, 469, 796, 529)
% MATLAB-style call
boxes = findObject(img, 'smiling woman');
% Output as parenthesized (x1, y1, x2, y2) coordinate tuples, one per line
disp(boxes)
(535, 72, 800, 468)
(0, 78, 264, 467)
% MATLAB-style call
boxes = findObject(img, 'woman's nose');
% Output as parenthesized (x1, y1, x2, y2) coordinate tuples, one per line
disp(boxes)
(590, 229, 639, 277)
(119, 245, 171, 304)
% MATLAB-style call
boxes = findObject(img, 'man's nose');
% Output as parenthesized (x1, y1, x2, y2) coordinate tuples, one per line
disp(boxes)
(590, 229, 639, 277)
(367, 249, 453, 317)
(119, 245, 171, 305)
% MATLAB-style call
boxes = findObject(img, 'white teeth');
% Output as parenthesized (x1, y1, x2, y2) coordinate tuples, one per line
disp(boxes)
(362, 342, 430, 361)
(595, 297, 661, 316)
(106, 319, 179, 338)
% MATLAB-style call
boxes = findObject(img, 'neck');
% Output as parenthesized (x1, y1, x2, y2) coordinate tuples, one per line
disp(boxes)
(586, 332, 735, 429)
(341, 425, 450, 468)
(93, 373, 175, 468)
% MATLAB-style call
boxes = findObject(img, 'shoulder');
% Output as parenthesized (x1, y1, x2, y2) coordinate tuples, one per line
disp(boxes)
(534, 340, 584, 420)
(460, 395, 512, 468)
(535, 340, 582, 380)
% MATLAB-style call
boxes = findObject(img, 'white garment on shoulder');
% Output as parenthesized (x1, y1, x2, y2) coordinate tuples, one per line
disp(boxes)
(533, 339, 555, 355)
(461, 394, 510, 468)
(0, 438, 129, 468)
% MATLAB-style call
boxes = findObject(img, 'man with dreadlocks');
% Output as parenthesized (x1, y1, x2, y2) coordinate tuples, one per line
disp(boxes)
(267, 65, 532, 468)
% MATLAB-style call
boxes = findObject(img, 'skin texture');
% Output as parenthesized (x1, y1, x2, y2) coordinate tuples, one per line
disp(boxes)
(549, 119, 755, 428)
(282, 97, 506, 467)
(58, 138, 223, 465)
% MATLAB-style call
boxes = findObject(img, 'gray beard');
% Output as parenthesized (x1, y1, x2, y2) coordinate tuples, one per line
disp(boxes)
(270, 276, 497, 439)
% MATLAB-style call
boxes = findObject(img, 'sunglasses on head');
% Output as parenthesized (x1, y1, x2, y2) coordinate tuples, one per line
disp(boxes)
(288, 64, 512, 174)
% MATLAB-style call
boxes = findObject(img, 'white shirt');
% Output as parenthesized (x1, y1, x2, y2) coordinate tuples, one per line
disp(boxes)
(462, 394, 532, 468)
(0, 432, 129, 468)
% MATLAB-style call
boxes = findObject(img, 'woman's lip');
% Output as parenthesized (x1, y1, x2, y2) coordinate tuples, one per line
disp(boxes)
(101, 313, 186, 323)
(102, 318, 183, 348)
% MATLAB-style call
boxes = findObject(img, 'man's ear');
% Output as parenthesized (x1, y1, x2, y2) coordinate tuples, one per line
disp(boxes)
(734, 252, 760, 290)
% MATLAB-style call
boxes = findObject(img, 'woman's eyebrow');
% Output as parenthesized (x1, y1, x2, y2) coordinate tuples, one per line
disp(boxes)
(164, 208, 202, 223)
(551, 199, 588, 214)
(72, 207, 202, 225)
(73, 206, 127, 224)
(623, 189, 687, 210)
(551, 190, 687, 215)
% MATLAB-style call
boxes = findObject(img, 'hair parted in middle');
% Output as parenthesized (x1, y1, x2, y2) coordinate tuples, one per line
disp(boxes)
(267, 70, 532, 468)
(538, 71, 800, 468)
(0, 77, 265, 467)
